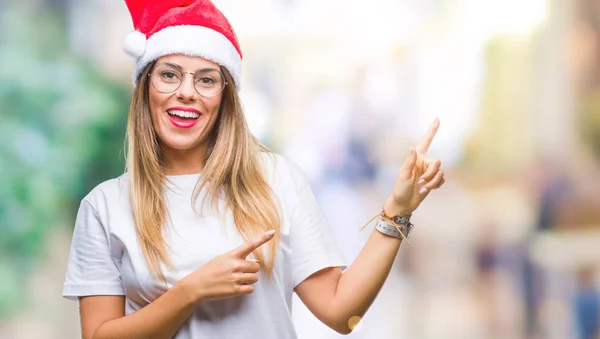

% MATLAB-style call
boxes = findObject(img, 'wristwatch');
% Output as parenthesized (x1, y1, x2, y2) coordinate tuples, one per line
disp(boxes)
(376, 209, 414, 239)
(382, 208, 411, 224)
(375, 217, 414, 239)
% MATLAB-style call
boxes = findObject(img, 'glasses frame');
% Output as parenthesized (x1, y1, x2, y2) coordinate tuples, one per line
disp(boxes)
(148, 64, 228, 98)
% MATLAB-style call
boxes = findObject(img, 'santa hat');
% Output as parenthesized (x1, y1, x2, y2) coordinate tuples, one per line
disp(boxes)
(122, 0, 242, 89)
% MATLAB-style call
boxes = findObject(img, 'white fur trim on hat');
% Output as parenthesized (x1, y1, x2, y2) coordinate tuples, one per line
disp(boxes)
(132, 25, 242, 90)
(122, 30, 147, 58)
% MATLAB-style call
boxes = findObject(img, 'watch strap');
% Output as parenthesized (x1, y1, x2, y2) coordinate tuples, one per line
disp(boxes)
(381, 209, 412, 225)
(375, 217, 413, 240)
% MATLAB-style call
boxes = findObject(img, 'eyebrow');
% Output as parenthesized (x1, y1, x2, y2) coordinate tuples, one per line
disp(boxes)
(159, 62, 220, 73)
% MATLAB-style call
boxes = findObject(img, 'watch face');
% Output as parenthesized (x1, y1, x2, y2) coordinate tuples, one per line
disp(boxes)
(392, 215, 410, 224)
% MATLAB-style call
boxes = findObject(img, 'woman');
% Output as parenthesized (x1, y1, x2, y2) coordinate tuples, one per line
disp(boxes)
(63, 1, 445, 338)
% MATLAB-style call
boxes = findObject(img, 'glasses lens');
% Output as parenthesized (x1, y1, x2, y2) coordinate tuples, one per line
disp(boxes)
(151, 65, 182, 93)
(194, 69, 225, 98)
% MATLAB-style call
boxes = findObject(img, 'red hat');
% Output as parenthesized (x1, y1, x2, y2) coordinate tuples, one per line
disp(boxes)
(122, 0, 243, 89)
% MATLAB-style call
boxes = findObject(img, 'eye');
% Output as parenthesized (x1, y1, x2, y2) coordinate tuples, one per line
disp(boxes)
(160, 71, 180, 81)
(197, 77, 217, 85)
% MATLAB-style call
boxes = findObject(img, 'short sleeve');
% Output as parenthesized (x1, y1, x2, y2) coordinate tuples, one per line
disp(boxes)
(62, 200, 125, 300)
(288, 163, 347, 288)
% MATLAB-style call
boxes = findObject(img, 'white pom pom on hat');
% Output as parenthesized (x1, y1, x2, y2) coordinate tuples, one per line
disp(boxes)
(122, 30, 147, 58)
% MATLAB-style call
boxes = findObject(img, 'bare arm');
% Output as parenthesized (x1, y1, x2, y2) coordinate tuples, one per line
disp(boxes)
(295, 228, 403, 334)
(79, 231, 276, 339)
(80, 283, 195, 339)
(295, 119, 445, 334)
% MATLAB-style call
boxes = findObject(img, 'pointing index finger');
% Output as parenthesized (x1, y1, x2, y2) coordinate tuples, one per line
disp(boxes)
(415, 118, 440, 154)
(231, 230, 276, 258)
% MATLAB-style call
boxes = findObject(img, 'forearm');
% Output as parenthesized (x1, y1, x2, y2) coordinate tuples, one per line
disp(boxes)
(299, 121, 444, 334)
(92, 283, 196, 339)
(330, 229, 402, 332)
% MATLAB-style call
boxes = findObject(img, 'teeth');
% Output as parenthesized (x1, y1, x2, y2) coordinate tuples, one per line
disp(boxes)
(167, 110, 200, 119)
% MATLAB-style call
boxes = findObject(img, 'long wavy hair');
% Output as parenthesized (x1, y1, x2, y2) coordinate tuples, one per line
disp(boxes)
(125, 61, 280, 281)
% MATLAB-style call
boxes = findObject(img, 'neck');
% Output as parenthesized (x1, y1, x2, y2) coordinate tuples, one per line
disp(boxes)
(162, 144, 208, 175)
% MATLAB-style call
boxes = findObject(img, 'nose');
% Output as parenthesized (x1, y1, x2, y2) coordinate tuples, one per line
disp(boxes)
(175, 72, 197, 101)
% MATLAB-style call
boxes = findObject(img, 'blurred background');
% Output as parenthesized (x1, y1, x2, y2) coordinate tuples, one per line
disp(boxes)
(1, 0, 599, 338)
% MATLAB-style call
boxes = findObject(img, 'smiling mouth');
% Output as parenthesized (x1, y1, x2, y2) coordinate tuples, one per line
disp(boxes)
(168, 109, 200, 119)
(166, 109, 201, 128)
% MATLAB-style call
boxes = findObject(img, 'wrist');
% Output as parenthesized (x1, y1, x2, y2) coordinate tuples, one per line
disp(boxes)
(383, 198, 412, 217)
(178, 276, 205, 304)
(374, 217, 414, 240)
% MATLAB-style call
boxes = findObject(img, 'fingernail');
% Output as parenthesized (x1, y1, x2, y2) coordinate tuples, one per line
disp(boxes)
(251, 259, 259, 263)
(265, 230, 276, 237)
(418, 178, 426, 185)
(419, 187, 428, 195)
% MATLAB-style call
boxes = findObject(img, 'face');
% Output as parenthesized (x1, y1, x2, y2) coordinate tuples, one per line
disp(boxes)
(148, 54, 225, 161)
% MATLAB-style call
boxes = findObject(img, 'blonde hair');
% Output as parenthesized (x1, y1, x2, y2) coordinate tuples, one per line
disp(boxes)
(125, 62, 280, 281)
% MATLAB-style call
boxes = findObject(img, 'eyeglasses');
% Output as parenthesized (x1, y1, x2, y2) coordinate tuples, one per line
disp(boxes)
(148, 63, 228, 98)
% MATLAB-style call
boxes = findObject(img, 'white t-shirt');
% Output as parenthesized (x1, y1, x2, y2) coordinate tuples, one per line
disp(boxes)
(63, 153, 347, 339)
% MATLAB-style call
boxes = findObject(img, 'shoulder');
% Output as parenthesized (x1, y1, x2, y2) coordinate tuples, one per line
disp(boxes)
(81, 174, 129, 213)
(257, 152, 309, 189)
(256, 152, 316, 212)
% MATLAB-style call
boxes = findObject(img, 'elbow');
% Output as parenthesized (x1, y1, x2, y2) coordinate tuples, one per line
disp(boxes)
(320, 298, 365, 335)
(328, 315, 360, 335)
(325, 323, 351, 335)
(319, 316, 352, 335)
(334, 327, 353, 336)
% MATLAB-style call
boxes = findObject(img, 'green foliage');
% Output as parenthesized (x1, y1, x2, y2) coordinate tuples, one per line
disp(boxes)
(0, 4, 131, 318)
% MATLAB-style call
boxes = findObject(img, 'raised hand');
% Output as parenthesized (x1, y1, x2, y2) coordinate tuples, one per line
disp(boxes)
(180, 230, 276, 302)
(384, 119, 445, 217)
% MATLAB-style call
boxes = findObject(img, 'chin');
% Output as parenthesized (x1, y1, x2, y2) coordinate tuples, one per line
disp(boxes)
(161, 137, 205, 151)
